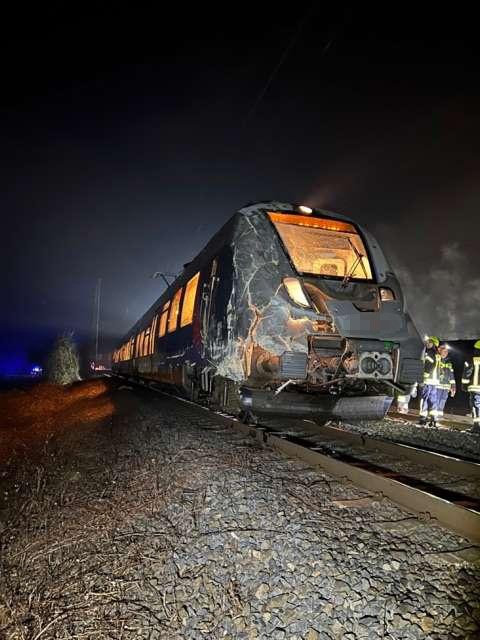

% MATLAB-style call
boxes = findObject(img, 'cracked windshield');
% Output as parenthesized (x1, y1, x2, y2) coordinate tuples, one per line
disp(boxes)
(269, 212, 373, 280)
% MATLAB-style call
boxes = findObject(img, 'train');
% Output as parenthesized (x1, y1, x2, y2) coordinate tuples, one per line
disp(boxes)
(112, 201, 424, 422)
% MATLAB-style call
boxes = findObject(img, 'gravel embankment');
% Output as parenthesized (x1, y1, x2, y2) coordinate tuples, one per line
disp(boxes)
(1, 381, 479, 639)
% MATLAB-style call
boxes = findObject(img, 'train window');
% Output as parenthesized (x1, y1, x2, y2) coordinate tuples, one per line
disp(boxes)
(159, 301, 170, 338)
(135, 333, 141, 358)
(143, 328, 150, 356)
(180, 272, 200, 327)
(135, 332, 142, 357)
(168, 288, 183, 333)
(149, 315, 158, 353)
(268, 212, 373, 281)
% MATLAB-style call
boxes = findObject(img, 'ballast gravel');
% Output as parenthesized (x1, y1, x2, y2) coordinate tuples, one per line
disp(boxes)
(1, 383, 479, 639)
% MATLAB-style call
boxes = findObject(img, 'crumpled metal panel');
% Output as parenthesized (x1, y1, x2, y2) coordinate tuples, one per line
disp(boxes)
(204, 205, 319, 381)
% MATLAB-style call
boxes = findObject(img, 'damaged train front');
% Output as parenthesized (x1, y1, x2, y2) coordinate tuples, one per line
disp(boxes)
(238, 205, 424, 422)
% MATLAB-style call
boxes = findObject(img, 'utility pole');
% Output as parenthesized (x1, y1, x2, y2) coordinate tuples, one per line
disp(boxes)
(93, 277, 102, 363)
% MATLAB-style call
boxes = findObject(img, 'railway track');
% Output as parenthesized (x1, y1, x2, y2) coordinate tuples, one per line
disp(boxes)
(114, 375, 480, 544)
(302, 420, 480, 475)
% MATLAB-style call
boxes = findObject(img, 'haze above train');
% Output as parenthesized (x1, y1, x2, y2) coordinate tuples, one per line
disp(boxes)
(113, 201, 423, 421)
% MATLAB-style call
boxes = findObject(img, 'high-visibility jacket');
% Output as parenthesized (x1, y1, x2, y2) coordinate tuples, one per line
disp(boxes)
(462, 357, 480, 393)
(422, 347, 438, 383)
(436, 356, 455, 390)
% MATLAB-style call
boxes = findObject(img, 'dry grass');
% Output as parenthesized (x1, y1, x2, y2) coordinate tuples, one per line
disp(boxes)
(0, 380, 112, 464)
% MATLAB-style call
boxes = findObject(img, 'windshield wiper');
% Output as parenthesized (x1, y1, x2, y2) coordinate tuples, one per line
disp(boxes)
(341, 239, 367, 288)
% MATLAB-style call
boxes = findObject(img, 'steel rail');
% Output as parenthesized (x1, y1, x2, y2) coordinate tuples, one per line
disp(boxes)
(388, 409, 471, 430)
(261, 430, 480, 542)
(237, 423, 480, 543)
(301, 421, 480, 477)
(110, 374, 480, 543)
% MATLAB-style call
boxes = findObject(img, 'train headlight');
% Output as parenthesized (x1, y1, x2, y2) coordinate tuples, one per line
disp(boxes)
(298, 205, 312, 214)
(379, 287, 395, 301)
(361, 356, 377, 374)
(376, 357, 392, 375)
(359, 352, 393, 379)
(283, 277, 311, 308)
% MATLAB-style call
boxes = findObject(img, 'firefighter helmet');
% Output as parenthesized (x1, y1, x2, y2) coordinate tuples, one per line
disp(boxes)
(474, 339, 480, 350)
(428, 336, 440, 347)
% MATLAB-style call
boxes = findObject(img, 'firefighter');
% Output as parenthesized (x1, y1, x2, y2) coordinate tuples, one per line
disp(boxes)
(462, 340, 480, 433)
(435, 343, 456, 419)
(419, 336, 439, 425)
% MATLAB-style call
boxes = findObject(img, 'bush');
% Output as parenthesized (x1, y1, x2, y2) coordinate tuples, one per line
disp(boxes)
(46, 335, 81, 385)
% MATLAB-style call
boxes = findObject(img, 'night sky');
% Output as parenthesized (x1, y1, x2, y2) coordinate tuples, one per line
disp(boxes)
(1, 6, 479, 371)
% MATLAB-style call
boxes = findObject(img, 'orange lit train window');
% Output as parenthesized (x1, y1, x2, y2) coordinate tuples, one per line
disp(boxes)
(180, 272, 200, 328)
(135, 333, 141, 358)
(168, 288, 183, 333)
(159, 301, 170, 338)
(137, 331, 145, 357)
(268, 212, 356, 233)
(268, 211, 373, 281)
(143, 328, 150, 356)
(149, 315, 158, 353)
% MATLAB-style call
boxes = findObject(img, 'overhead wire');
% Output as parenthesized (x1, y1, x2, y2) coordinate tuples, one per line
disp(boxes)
(242, 5, 348, 127)
(242, 3, 316, 127)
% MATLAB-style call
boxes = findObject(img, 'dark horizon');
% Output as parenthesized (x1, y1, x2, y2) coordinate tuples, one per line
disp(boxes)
(1, 6, 479, 372)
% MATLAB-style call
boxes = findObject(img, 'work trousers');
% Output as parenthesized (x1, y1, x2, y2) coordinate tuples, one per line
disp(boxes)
(419, 384, 437, 417)
(436, 388, 450, 417)
(469, 392, 480, 431)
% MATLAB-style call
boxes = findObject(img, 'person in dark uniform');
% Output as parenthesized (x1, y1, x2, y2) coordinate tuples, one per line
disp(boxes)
(435, 343, 456, 421)
(462, 340, 480, 433)
(419, 336, 439, 425)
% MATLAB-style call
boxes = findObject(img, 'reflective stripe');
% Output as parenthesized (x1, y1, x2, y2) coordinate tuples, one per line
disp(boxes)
(469, 357, 480, 393)
(462, 378, 471, 383)
(424, 354, 441, 384)
(425, 355, 434, 363)
(475, 357, 480, 385)
(473, 417, 480, 424)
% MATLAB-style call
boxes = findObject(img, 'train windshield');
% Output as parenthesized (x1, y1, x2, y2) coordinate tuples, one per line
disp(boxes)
(268, 212, 373, 280)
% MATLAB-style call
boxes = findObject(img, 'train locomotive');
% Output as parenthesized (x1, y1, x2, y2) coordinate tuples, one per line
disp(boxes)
(112, 201, 424, 421)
